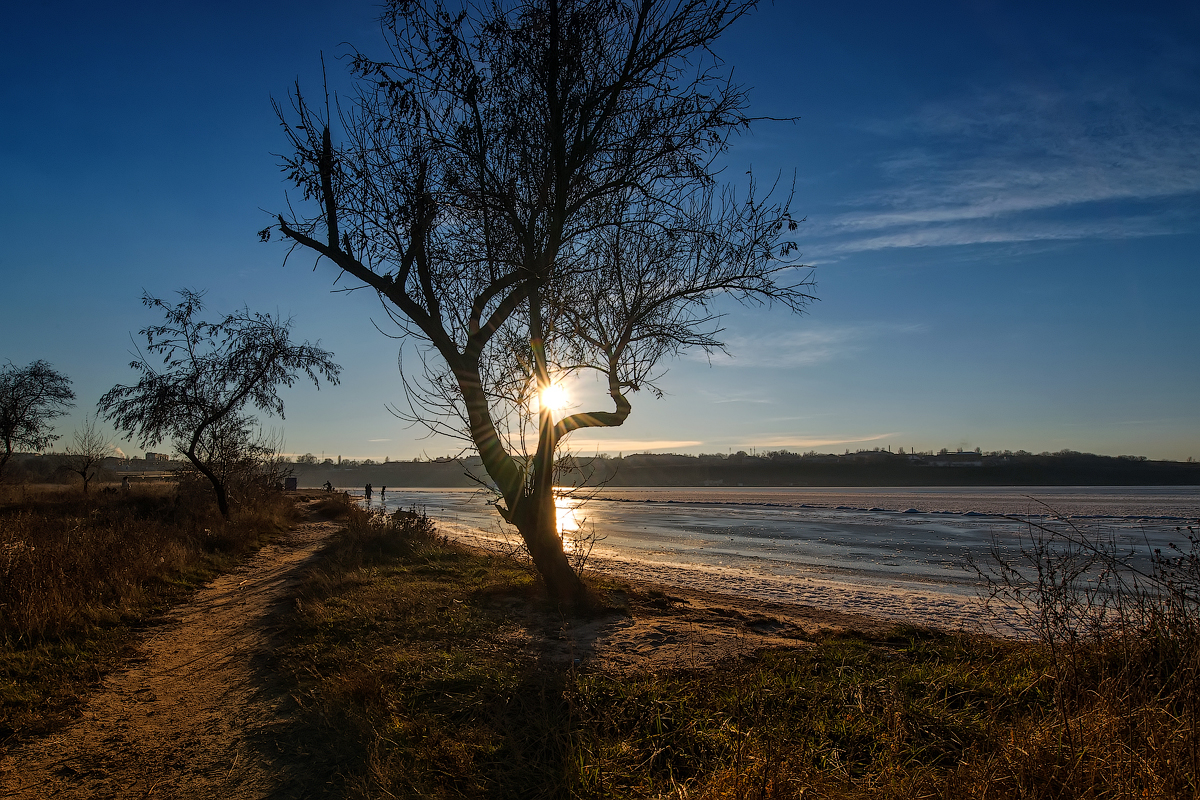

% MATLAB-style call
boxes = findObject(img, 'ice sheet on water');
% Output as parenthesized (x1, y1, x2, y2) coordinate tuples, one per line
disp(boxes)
(339, 485, 1197, 633)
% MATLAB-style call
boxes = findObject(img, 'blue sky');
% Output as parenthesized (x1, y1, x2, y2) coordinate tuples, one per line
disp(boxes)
(2, 1, 1197, 462)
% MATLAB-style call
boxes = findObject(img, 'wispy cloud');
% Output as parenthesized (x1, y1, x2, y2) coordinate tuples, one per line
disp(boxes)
(561, 438, 703, 453)
(693, 323, 924, 369)
(819, 212, 1188, 255)
(698, 389, 774, 404)
(741, 432, 898, 449)
(368, 438, 392, 442)
(811, 83, 1200, 254)
(763, 413, 835, 423)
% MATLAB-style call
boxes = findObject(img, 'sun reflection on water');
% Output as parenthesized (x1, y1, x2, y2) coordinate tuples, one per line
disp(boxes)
(554, 491, 585, 552)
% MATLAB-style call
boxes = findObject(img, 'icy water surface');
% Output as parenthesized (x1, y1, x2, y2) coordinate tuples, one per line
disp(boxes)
(342, 485, 1200, 631)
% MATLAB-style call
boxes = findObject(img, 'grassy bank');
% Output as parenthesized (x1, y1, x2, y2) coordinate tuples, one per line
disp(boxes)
(277, 503, 1198, 798)
(0, 481, 296, 746)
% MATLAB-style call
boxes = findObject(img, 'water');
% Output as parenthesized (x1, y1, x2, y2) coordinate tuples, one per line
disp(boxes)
(340, 485, 1200, 630)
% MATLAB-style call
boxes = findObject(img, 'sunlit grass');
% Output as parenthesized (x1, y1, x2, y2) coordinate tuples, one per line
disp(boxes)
(276, 513, 1199, 798)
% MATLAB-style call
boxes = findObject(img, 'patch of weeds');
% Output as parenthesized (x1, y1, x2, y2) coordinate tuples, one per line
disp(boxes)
(0, 485, 296, 748)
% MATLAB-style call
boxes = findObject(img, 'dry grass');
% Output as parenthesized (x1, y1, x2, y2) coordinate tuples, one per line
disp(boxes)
(0, 480, 297, 746)
(963, 519, 1200, 798)
(276, 511, 1199, 798)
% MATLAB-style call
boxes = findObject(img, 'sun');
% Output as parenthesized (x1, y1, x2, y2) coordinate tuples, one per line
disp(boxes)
(539, 383, 570, 412)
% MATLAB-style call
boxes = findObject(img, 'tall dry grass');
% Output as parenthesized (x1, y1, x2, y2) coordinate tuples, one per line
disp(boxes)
(0, 479, 295, 643)
(0, 479, 297, 745)
(969, 518, 1200, 797)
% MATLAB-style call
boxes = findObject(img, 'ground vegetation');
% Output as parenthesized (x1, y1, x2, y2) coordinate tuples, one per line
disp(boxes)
(0, 482, 296, 747)
(273, 507, 1199, 798)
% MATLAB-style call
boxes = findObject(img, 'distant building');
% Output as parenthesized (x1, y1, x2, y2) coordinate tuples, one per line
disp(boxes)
(920, 451, 984, 467)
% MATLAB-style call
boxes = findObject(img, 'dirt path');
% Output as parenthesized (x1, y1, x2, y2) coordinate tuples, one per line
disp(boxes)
(0, 501, 338, 800)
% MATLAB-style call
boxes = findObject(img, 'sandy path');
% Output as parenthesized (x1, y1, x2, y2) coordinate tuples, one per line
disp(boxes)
(0, 503, 338, 800)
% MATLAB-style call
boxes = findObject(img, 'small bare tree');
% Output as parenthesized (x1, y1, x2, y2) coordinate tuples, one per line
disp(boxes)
(99, 291, 342, 518)
(64, 414, 112, 494)
(0, 360, 76, 480)
(270, 0, 815, 602)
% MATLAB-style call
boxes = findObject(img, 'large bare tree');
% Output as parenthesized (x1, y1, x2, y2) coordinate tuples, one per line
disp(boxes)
(269, 0, 814, 602)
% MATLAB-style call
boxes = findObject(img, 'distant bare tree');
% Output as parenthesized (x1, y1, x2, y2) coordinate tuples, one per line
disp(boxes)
(0, 360, 76, 480)
(270, 0, 814, 601)
(99, 291, 342, 517)
(64, 414, 112, 494)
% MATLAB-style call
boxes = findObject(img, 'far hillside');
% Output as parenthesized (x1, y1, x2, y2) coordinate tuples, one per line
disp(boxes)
(290, 449, 1200, 489)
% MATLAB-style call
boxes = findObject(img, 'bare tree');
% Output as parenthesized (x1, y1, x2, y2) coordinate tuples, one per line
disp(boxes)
(269, 0, 814, 602)
(64, 414, 112, 494)
(98, 291, 342, 518)
(0, 360, 76, 480)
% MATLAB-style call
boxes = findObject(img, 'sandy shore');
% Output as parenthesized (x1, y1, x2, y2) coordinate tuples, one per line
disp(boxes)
(434, 519, 998, 636)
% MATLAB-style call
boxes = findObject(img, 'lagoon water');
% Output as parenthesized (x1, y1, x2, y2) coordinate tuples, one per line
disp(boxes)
(342, 485, 1200, 632)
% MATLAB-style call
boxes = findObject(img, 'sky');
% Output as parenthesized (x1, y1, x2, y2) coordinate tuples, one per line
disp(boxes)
(2, 0, 1198, 462)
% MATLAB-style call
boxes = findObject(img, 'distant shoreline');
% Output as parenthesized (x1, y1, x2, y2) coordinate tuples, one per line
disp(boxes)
(291, 450, 1200, 489)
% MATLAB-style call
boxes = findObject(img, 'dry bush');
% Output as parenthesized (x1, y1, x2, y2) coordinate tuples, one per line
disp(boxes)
(307, 505, 441, 584)
(969, 518, 1200, 797)
(311, 491, 357, 521)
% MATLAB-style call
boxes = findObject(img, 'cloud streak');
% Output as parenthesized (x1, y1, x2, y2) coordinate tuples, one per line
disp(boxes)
(561, 439, 703, 453)
(740, 432, 897, 449)
(693, 323, 924, 369)
(810, 82, 1200, 254)
(818, 211, 1189, 255)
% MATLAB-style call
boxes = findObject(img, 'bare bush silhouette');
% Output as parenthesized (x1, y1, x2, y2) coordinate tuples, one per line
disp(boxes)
(970, 513, 1200, 793)
(63, 414, 111, 494)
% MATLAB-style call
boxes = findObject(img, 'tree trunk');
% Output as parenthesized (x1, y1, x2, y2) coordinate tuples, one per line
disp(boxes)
(511, 480, 586, 605)
(453, 334, 587, 604)
(213, 484, 230, 519)
(204, 477, 230, 519)
(185, 450, 231, 519)
(525, 279, 587, 605)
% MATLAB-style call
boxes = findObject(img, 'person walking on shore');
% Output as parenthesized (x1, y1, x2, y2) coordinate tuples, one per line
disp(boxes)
(365, 483, 372, 504)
